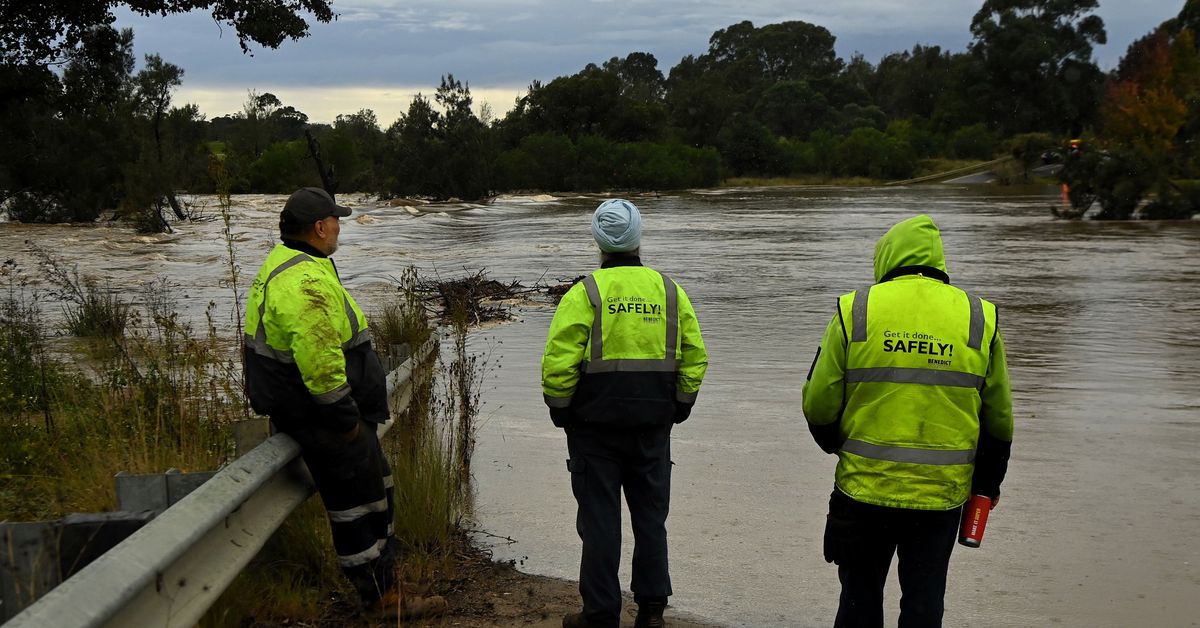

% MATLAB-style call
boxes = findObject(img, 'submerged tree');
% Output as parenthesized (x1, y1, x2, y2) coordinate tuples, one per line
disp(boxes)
(131, 53, 189, 228)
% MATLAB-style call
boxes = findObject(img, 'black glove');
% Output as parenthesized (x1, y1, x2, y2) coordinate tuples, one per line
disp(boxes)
(971, 430, 1012, 499)
(549, 406, 573, 428)
(672, 401, 694, 424)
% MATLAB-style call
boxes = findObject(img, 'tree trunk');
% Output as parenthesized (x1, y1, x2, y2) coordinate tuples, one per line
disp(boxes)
(304, 130, 338, 200)
(166, 191, 185, 220)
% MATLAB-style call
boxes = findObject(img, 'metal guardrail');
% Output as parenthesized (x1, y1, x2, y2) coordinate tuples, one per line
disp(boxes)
(3, 340, 436, 628)
(883, 156, 1013, 186)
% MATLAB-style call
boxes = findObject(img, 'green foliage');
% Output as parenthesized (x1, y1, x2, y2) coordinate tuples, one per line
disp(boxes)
(10, 14, 1199, 204)
(435, 75, 494, 200)
(0, 264, 60, 418)
(573, 134, 622, 190)
(969, 0, 1107, 134)
(838, 103, 888, 133)
(603, 52, 666, 102)
(833, 127, 917, 179)
(321, 109, 385, 191)
(64, 280, 131, 338)
(1060, 148, 1157, 219)
(379, 77, 494, 200)
(492, 133, 719, 191)
(502, 63, 667, 144)
(886, 119, 942, 158)
(663, 19, 843, 147)
(0, 28, 206, 226)
(618, 141, 721, 190)
(948, 123, 998, 160)
(1142, 180, 1200, 219)
(0, 274, 240, 521)
(245, 139, 315, 193)
(872, 45, 958, 120)
(754, 80, 832, 138)
(27, 246, 130, 339)
(716, 114, 786, 176)
(371, 266, 433, 361)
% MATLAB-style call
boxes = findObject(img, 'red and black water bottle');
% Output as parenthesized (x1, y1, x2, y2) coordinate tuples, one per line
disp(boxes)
(958, 495, 993, 548)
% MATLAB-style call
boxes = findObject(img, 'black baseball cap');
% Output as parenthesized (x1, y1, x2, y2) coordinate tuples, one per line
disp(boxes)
(282, 187, 352, 223)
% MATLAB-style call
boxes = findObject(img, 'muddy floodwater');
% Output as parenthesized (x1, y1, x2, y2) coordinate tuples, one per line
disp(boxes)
(2, 187, 1198, 627)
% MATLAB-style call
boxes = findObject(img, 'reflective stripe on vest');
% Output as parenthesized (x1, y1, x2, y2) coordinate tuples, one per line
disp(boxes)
(846, 367, 985, 389)
(848, 283, 986, 389)
(579, 273, 679, 374)
(851, 284, 985, 348)
(842, 438, 975, 465)
(967, 294, 984, 350)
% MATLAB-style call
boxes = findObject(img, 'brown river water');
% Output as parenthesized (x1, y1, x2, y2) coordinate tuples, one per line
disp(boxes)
(2, 187, 1198, 627)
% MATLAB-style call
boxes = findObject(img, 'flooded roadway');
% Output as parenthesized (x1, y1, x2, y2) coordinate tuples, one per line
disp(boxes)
(2, 186, 1198, 627)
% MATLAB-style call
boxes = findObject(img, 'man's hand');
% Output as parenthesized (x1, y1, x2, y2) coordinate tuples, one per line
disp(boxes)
(340, 421, 361, 442)
(672, 401, 693, 424)
(549, 406, 572, 428)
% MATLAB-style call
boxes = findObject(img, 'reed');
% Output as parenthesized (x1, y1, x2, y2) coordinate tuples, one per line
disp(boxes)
(0, 271, 239, 520)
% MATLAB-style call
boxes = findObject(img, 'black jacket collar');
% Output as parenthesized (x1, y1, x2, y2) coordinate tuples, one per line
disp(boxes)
(281, 238, 328, 258)
(879, 265, 950, 284)
(601, 255, 643, 269)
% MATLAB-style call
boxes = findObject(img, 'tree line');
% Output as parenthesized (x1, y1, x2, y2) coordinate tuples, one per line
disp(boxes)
(1, 0, 1198, 228)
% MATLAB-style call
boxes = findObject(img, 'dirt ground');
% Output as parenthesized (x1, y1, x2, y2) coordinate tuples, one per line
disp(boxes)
(411, 546, 721, 628)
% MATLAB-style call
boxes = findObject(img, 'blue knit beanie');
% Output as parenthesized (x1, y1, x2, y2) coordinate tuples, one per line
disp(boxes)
(591, 199, 642, 253)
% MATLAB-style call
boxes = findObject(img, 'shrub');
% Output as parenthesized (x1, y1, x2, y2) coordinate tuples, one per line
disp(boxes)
(948, 124, 998, 160)
(834, 127, 917, 180)
(371, 266, 433, 364)
(33, 249, 132, 339)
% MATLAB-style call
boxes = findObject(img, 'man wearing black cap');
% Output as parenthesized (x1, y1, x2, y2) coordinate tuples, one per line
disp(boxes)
(242, 187, 444, 620)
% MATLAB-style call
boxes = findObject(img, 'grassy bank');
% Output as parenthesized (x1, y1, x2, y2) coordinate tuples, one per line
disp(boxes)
(0, 251, 485, 625)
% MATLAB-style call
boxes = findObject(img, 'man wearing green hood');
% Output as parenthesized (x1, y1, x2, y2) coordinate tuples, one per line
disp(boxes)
(802, 215, 1013, 628)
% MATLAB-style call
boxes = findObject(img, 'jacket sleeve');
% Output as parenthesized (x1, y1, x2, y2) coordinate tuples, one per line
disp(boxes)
(675, 284, 708, 403)
(802, 304, 848, 454)
(277, 268, 360, 433)
(973, 324, 1014, 498)
(541, 283, 592, 408)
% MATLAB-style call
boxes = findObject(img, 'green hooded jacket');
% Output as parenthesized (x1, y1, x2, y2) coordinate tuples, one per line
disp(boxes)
(802, 215, 1013, 510)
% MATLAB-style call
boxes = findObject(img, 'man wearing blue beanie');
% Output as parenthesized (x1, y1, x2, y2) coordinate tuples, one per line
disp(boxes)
(542, 199, 709, 628)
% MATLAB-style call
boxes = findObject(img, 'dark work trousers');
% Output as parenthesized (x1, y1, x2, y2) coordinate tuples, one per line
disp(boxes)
(285, 419, 397, 604)
(566, 424, 673, 628)
(825, 489, 961, 628)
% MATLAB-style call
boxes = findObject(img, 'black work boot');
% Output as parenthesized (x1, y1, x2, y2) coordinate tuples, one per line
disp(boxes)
(634, 600, 666, 628)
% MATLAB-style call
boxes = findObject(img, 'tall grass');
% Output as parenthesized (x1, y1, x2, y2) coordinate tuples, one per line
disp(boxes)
(31, 246, 131, 340)
(2, 242, 490, 624)
(0, 266, 239, 521)
(371, 265, 434, 362)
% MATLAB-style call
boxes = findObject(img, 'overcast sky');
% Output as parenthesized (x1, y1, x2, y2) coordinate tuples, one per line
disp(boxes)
(115, 0, 1185, 124)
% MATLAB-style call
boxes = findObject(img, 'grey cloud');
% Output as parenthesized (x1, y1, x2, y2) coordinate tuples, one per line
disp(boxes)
(116, 0, 1184, 94)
